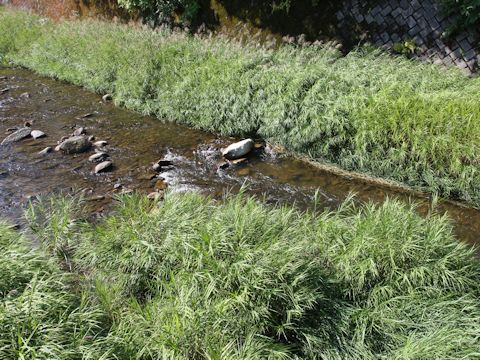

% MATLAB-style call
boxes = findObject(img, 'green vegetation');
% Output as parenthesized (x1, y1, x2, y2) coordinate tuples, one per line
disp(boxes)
(0, 9, 480, 206)
(440, 0, 480, 33)
(0, 191, 478, 358)
(117, 0, 201, 24)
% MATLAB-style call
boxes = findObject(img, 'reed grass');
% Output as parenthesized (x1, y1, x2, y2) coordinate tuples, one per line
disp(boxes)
(1, 191, 474, 358)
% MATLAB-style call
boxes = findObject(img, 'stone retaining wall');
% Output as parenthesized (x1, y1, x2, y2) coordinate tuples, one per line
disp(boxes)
(336, 0, 479, 73)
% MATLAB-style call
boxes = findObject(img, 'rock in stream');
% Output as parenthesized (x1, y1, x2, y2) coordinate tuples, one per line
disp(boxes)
(222, 138, 254, 160)
(58, 135, 91, 154)
(1, 127, 32, 145)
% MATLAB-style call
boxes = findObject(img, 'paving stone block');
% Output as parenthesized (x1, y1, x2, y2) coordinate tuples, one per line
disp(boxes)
(391, 8, 402, 17)
(371, 6, 381, 16)
(400, 0, 409, 10)
(408, 25, 420, 37)
(413, 10, 424, 21)
(427, 17, 440, 30)
(381, 31, 390, 42)
(463, 48, 477, 62)
(455, 59, 468, 69)
(442, 56, 453, 66)
(375, 13, 384, 24)
(406, 15, 416, 28)
(459, 38, 471, 51)
(412, 0, 422, 11)
(420, 28, 430, 38)
(381, 5, 392, 16)
(391, 33, 401, 42)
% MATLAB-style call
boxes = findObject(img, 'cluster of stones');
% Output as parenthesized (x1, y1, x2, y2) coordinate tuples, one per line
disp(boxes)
(1, 123, 113, 174)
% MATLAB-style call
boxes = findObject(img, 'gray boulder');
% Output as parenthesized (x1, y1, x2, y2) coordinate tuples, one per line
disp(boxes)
(222, 139, 254, 160)
(58, 135, 91, 154)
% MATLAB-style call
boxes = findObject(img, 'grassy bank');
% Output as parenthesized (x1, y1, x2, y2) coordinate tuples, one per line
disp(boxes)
(1, 9, 480, 206)
(0, 192, 479, 358)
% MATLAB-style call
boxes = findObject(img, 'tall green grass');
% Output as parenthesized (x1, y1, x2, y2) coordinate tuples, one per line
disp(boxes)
(0, 191, 474, 358)
(0, 222, 109, 359)
(0, 9, 480, 205)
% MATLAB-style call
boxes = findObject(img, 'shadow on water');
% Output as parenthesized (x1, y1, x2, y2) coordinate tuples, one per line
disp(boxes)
(0, 67, 478, 247)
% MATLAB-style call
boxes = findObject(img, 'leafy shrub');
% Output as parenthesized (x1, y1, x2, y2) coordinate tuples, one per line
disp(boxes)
(117, 0, 201, 24)
(440, 0, 480, 33)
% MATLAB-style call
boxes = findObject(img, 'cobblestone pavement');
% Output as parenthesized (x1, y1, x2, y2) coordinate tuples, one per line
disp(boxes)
(336, 0, 479, 73)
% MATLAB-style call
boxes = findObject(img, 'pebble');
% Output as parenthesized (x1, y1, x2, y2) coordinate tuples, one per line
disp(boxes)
(147, 192, 163, 201)
(38, 147, 52, 155)
(102, 93, 113, 102)
(87, 195, 105, 201)
(89, 152, 108, 162)
(154, 179, 168, 191)
(231, 158, 247, 165)
(0, 88, 9, 94)
(78, 113, 93, 119)
(31, 130, 46, 139)
(24, 121, 32, 127)
(94, 140, 108, 147)
(88, 135, 95, 142)
(20, 92, 31, 99)
(73, 127, 85, 136)
(95, 160, 112, 174)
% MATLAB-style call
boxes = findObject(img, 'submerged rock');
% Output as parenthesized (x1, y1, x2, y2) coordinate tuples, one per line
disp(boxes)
(58, 135, 91, 154)
(31, 130, 46, 139)
(38, 147, 52, 155)
(95, 160, 112, 174)
(1, 127, 31, 145)
(222, 139, 254, 160)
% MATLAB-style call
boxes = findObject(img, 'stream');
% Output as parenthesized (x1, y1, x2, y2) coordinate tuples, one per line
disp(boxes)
(1, 67, 479, 246)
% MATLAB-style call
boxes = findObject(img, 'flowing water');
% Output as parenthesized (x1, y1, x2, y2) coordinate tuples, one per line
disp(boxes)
(1, 67, 479, 246)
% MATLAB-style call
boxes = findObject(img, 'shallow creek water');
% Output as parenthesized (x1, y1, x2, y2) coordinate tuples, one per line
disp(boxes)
(0, 67, 479, 246)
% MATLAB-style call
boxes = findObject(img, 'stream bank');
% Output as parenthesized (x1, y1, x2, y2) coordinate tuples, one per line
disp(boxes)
(1, 67, 479, 246)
